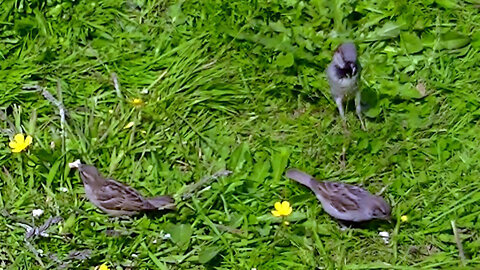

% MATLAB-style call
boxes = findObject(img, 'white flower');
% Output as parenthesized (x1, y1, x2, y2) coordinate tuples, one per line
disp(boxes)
(163, 233, 171, 239)
(379, 231, 390, 244)
(32, 209, 44, 217)
(60, 187, 68, 193)
(68, 159, 82, 169)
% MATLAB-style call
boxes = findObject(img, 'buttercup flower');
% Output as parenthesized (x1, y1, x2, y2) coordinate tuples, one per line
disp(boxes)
(272, 201, 292, 217)
(9, 134, 32, 153)
(96, 263, 110, 270)
(401, 215, 408, 222)
(131, 98, 144, 106)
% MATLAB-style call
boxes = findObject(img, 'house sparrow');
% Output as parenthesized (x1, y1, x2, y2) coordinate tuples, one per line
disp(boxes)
(69, 160, 176, 216)
(326, 42, 365, 130)
(286, 168, 391, 222)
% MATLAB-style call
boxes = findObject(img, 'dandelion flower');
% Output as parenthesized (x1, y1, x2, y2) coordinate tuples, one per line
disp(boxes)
(9, 134, 32, 153)
(271, 201, 292, 217)
(96, 263, 110, 270)
(401, 215, 408, 222)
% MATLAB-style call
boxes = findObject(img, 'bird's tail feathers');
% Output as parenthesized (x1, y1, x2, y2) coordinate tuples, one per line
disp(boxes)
(285, 169, 315, 188)
(148, 195, 176, 210)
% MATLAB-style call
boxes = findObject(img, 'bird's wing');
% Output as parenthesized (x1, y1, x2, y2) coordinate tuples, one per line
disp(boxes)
(96, 180, 153, 211)
(316, 181, 367, 213)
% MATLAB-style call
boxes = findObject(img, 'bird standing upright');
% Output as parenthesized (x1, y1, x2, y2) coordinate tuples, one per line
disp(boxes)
(286, 169, 391, 222)
(69, 160, 176, 216)
(326, 42, 365, 130)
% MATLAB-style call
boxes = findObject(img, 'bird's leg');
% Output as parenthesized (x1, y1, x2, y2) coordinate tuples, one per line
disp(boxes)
(334, 95, 345, 119)
(355, 91, 366, 131)
(334, 96, 348, 131)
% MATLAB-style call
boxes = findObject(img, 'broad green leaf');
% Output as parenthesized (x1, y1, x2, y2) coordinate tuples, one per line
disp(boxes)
(378, 22, 401, 39)
(46, 4, 63, 18)
(439, 31, 470, 50)
(167, 1, 186, 25)
(276, 52, 295, 68)
(435, 0, 458, 8)
(228, 142, 251, 172)
(271, 147, 291, 182)
(400, 32, 423, 54)
(198, 246, 221, 264)
(46, 158, 62, 187)
(366, 22, 401, 41)
(269, 21, 287, 33)
(471, 32, 480, 49)
(398, 84, 422, 99)
(364, 105, 381, 118)
(361, 87, 379, 118)
(165, 223, 193, 248)
(421, 32, 436, 47)
(225, 180, 244, 193)
(252, 156, 271, 182)
(61, 214, 76, 234)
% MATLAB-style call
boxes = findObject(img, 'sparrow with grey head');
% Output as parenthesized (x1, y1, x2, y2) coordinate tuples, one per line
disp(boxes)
(69, 160, 175, 216)
(286, 168, 391, 222)
(326, 42, 365, 130)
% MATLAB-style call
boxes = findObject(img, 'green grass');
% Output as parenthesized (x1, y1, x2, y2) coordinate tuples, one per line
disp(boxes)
(1, 0, 480, 268)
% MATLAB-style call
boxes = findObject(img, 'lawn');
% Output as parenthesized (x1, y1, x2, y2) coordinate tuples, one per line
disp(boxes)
(1, 0, 480, 269)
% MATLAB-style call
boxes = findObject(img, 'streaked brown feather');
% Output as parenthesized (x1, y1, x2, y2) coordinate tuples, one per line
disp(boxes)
(317, 182, 361, 213)
(96, 179, 154, 211)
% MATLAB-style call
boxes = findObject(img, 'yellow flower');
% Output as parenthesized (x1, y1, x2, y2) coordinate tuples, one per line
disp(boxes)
(271, 201, 292, 217)
(95, 263, 109, 270)
(9, 134, 32, 153)
(131, 98, 144, 106)
(401, 215, 408, 222)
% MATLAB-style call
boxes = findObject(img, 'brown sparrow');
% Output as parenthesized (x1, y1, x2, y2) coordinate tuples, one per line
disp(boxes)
(326, 42, 365, 130)
(69, 160, 176, 216)
(286, 169, 391, 222)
